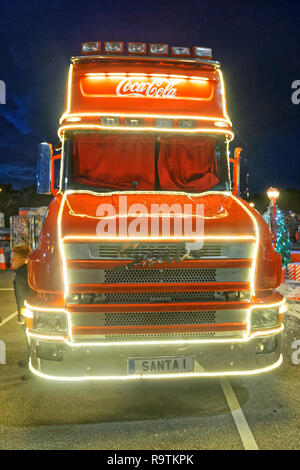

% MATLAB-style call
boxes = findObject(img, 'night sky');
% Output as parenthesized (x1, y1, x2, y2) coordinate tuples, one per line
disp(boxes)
(0, 0, 300, 193)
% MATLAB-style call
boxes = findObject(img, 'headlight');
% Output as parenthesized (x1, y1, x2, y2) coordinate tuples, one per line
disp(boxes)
(34, 311, 68, 333)
(250, 307, 280, 330)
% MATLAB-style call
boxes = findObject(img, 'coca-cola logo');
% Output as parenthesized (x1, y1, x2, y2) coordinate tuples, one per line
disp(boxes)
(116, 78, 179, 98)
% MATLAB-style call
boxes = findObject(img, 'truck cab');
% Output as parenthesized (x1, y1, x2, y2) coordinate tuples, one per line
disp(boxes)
(25, 42, 285, 381)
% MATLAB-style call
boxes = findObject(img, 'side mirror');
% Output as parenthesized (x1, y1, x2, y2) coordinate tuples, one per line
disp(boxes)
(229, 147, 242, 197)
(50, 154, 61, 196)
(37, 143, 52, 194)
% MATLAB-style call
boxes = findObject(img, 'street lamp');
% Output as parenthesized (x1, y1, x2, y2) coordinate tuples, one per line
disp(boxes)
(267, 187, 280, 202)
(267, 187, 280, 246)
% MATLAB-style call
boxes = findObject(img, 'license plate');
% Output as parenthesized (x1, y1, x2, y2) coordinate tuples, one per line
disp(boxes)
(128, 355, 195, 375)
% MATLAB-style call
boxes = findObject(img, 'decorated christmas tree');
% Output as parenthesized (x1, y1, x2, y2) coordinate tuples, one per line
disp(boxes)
(263, 205, 291, 267)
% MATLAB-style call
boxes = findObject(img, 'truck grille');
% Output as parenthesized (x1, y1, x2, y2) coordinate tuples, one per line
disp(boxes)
(105, 310, 216, 326)
(104, 268, 216, 284)
(65, 239, 254, 342)
(89, 242, 222, 260)
(71, 310, 216, 327)
(103, 332, 216, 341)
(101, 291, 216, 303)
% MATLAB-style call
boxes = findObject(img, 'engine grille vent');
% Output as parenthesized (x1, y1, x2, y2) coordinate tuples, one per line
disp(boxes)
(104, 332, 216, 341)
(105, 310, 216, 326)
(89, 242, 222, 260)
(71, 310, 216, 328)
(104, 291, 216, 303)
(104, 268, 216, 284)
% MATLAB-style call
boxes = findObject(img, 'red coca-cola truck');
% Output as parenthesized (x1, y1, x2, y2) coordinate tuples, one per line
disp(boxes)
(24, 42, 285, 381)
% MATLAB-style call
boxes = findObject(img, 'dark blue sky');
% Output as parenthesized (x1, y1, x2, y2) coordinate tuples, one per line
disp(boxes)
(0, 0, 300, 193)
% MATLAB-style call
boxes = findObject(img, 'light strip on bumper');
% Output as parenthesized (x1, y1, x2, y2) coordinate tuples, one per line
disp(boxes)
(28, 355, 283, 382)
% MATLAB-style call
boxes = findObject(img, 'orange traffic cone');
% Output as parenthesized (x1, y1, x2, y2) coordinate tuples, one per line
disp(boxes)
(0, 248, 6, 269)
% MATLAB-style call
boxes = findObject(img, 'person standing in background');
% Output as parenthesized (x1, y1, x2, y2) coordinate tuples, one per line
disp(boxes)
(10, 244, 32, 325)
(10, 244, 33, 379)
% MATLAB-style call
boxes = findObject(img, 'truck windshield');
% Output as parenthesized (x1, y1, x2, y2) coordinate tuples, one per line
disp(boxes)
(68, 132, 227, 192)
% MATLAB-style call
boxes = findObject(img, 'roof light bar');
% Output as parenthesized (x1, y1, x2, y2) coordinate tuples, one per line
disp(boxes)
(104, 42, 124, 54)
(193, 47, 212, 59)
(80, 42, 213, 60)
(81, 41, 101, 55)
(149, 43, 169, 56)
(127, 42, 147, 55)
(171, 46, 191, 57)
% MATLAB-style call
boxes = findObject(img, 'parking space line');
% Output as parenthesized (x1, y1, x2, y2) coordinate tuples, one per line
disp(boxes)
(220, 378, 258, 450)
(0, 311, 18, 327)
(0, 288, 14, 290)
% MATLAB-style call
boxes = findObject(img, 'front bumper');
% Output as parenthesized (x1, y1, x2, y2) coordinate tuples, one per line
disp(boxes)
(28, 332, 282, 381)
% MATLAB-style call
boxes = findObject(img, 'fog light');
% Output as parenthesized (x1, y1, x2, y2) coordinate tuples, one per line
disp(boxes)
(36, 342, 64, 361)
(256, 337, 278, 355)
(255, 342, 265, 354)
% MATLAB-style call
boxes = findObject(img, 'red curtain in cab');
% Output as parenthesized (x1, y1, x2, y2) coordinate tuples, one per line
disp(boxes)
(158, 135, 218, 191)
(73, 133, 156, 190)
(73, 133, 218, 192)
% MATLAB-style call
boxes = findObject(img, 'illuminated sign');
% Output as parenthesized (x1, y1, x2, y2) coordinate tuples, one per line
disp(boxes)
(80, 75, 214, 101)
(116, 77, 178, 98)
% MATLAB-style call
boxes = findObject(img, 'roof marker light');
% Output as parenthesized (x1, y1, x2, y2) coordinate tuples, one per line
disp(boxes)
(65, 116, 82, 122)
(178, 119, 196, 128)
(155, 118, 173, 128)
(127, 42, 147, 55)
(214, 121, 228, 128)
(101, 116, 120, 126)
(104, 42, 124, 54)
(193, 47, 212, 59)
(149, 44, 169, 56)
(126, 118, 143, 127)
(171, 47, 191, 57)
(81, 42, 101, 55)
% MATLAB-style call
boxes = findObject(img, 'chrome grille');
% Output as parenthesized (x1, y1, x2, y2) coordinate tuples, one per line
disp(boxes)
(64, 241, 255, 261)
(71, 310, 216, 327)
(104, 268, 216, 284)
(89, 242, 222, 260)
(104, 332, 216, 341)
(104, 291, 216, 303)
(105, 310, 216, 326)
(67, 291, 250, 305)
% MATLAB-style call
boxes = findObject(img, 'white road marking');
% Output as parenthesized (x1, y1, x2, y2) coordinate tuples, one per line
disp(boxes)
(0, 311, 18, 327)
(0, 288, 14, 291)
(220, 378, 259, 450)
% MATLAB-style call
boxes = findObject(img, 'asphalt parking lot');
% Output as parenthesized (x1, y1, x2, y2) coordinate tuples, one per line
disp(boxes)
(0, 270, 300, 450)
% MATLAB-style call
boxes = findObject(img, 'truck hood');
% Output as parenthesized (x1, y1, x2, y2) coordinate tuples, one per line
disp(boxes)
(59, 191, 256, 240)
